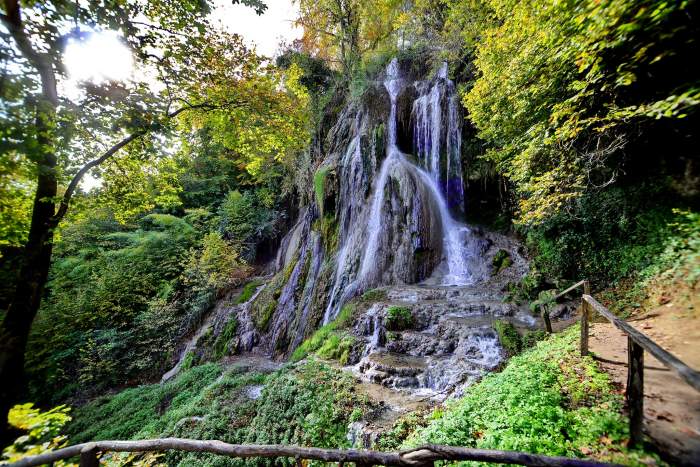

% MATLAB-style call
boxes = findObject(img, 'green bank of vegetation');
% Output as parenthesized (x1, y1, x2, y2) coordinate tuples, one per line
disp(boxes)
(1, 0, 698, 464)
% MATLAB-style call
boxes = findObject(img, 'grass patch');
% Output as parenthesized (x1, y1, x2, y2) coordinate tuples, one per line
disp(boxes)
(403, 326, 660, 465)
(291, 303, 356, 363)
(235, 279, 262, 304)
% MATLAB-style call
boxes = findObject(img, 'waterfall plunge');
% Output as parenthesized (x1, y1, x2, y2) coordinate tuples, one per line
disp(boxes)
(360, 59, 476, 287)
(323, 59, 480, 324)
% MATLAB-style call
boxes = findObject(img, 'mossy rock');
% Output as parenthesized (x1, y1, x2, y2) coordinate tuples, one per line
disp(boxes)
(492, 249, 513, 275)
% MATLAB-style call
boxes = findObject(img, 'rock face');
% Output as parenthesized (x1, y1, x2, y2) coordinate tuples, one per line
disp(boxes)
(212, 58, 532, 375)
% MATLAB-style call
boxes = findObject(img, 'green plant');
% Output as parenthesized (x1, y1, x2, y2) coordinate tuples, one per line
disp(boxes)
(404, 326, 660, 465)
(493, 320, 521, 356)
(2, 404, 74, 466)
(385, 306, 413, 331)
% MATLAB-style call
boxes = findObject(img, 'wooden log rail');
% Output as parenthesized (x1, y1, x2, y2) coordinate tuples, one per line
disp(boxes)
(581, 294, 700, 446)
(540, 280, 590, 333)
(4, 439, 621, 467)
(542, 279, 700, 447)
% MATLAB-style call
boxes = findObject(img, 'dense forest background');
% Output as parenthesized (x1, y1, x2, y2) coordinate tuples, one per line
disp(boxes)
(1, 0, 698, 463)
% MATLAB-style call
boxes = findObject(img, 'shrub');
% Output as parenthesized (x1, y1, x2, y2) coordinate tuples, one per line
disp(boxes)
(385, 306, 413, 331)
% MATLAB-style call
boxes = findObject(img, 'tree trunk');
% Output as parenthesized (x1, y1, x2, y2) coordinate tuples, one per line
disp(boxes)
(0, 103, 58, 446)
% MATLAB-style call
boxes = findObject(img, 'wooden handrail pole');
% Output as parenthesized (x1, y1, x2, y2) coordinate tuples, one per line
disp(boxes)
(626, 338, 644, 447)
(580, 301, 589, 356)
(542, 305, 553, 334)
(583, 280, 590, 295)
(79, 443, 99, 467)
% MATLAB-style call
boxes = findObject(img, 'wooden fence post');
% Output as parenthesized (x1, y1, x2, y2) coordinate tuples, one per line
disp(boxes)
(79, 443, 99, 467)
(542, 305, 552, 334)
(580, 300, 589, 356)
(580, 281, 591, 356)
(627, 337, 644, 447)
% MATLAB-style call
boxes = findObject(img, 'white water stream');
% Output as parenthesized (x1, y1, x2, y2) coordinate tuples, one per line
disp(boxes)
(359, 59, 476, 287)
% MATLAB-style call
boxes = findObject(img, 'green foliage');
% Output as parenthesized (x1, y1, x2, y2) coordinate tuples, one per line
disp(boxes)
(68, 361, 369, 466)
(2, 404, 74, 465)
(219, 189, 282, 258)
(247, 361, 370, 454)
(523, 187, 687, 285)
(27, 211, 252, 401)
(236, 280, 263, 305)
(405, 326, 659, 465)
(291, 303, 356, 362)
(460, 0, 699, 223)
(183, 232, 250, 293)
(491, 249, 512, 274)
(213, 317, 239, 360)
(385, 306, 413, 331)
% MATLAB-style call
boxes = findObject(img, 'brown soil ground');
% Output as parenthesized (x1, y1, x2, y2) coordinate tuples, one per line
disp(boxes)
(587, 284, 700, 466)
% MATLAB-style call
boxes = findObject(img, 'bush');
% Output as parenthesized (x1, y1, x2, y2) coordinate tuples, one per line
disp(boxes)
(385, 306, 413, 331)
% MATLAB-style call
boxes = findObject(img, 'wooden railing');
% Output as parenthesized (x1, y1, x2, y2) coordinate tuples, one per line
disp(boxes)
(4, 439, 620, 467)
(9, 283, 700, 466)
(541, 280, 700, 447)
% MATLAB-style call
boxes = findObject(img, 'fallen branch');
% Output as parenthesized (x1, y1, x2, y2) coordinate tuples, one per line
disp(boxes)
(5, 439, 620, 467)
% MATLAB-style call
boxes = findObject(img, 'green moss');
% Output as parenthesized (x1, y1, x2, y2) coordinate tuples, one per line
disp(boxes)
(257, 300, 277, 332)
(235, 279, 262, 304)
(492, 249, 513, 274)
(314, 214, 339, 253)
(361, 288, 387, 302)
(313, 166, 330, 214)
(494, 320, 521, 356)
(385, 306, 413, 331)
(291, 303, 356, 362)
(213, 316, 238, 359)
(404, 326, 660, 465)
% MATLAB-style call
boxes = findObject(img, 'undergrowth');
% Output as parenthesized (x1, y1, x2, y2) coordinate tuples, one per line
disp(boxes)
(403, 326, 661, 466)
(68, 360, 370, 466)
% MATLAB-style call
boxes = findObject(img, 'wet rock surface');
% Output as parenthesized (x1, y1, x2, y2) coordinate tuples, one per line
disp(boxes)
(351, 280, 538, 398)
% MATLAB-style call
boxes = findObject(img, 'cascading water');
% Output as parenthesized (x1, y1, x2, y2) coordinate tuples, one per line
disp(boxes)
(360, 59, 477, 287)
(322, 58, 482, 323)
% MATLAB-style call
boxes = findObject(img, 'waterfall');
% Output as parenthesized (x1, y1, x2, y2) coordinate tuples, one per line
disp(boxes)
(413, 62, 465, 213)
(360, 59, 475, 287)
(323, 59, 481, 324)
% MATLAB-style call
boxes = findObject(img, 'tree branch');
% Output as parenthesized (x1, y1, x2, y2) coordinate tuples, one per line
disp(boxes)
(51, 130, 146, 225)
(50, 98, 245, 225)
(1, 0, 58, 105)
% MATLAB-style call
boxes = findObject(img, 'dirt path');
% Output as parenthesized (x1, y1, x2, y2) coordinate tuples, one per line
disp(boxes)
(588, 296, 700, 465)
